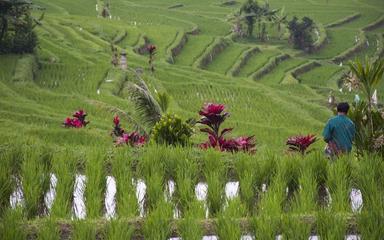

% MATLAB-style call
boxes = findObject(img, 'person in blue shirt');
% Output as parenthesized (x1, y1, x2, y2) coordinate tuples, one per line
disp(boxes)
(323, 102, 355, 157)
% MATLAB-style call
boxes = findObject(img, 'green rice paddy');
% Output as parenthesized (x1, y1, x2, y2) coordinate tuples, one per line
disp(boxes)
(0, 0, 383, 238)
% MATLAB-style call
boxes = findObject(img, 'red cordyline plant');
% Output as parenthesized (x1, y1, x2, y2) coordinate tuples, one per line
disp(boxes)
(147, 44, 156, 72)
(111, 115, 147, 147)
(63, 109, 89, 128)
(286, 134, 317, 155)
(198, 103, 256, 153)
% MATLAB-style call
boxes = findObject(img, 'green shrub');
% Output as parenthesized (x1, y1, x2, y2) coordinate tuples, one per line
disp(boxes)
(152, 114, 194, 146)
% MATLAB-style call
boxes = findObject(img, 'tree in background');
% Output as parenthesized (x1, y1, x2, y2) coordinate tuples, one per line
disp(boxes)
(0, 0, 44, 54)
(240, 0, 278, 41)
(240, 0, 260, 37)
(287, 16, 315, 52)
(272, 7, 288, 40)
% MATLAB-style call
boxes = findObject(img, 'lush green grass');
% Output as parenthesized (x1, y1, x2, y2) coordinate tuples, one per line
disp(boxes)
(206, 43, 249, 75)
(310, 28, 357, 59)
(237, 49, 279, 77)
(175, 35, 214, 66)
(259, 58, 307, 84)
(298, 63, 345, 87)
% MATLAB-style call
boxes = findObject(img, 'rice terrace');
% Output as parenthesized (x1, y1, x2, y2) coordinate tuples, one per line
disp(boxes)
(0, 0, 384, 239)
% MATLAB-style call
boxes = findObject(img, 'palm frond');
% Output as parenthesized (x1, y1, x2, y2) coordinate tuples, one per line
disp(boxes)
(127, 79, 162, 129)
(156, 91, 170, 113)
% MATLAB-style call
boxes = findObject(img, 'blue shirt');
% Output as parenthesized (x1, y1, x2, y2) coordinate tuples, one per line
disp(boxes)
(322, 115, 355, 152)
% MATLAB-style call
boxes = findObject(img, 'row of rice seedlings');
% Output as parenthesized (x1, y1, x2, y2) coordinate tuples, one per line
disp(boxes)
(142, 199, 174, 240)
(278, 156, 302, 209)
(258, 153, 278, 191)
(0, 208, 26, 240)
(316, 209, 347, 239)
(173, 149, 199, 215)
(203, 150, 226, 217)
(85, 147, 107, 218)
(307, 153, 328, 206)
(111, 148, 138, 218)
(106, 219, 135, 240)
(72, 220, 97, 240)
(36, 218, 60, 240)
(21, 145, 52, 219)
(0, 145, 18, 215)
(281, 214, 312, 240)
(356, 154, 384, 239)
(234, 153, 261, 213)
(217, 197, 247, 240)
(290, 155, 318, 214)
(178, 200, 205, 240)
(291, 166, 318, 214)
(326, 156, 352, 212)
(50, 149, 76, 218)
(139, 146, 166, 213)
(253, 172, 285, 239)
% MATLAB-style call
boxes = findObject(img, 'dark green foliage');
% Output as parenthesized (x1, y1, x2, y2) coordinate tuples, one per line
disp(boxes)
(287, 16, 315, 51)
(152, 114, 194, 146)
(348, 101, 384, 156)
(347, 58, 384, 157)
(0, 0, 42, 53)
(240, 0, 260, 37)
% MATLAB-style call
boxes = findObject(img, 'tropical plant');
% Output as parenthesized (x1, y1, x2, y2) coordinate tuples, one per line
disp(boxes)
(63, 109, 89, 128)
(155, 91, 170, 113)
(272, 7, 288, 40)
(147, 44, 156, 73)
(152, 114, 194, 146)
(111, 115, 125, 137)
(111, 115, 147, 146)
(286, 134, 317, 155)
(348, 101, 384, 156)
(347, 57, 384, 156)
(240, 0, 260, 37)
(127, 78, 162, 129)
(198, 103, 256, 153)
(227, 10, 246, 38)
(287, 16, 315, 51)
(115, 131, 147, 147)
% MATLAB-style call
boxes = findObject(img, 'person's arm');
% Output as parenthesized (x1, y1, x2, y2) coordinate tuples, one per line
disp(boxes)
(322, 120, 332, 143)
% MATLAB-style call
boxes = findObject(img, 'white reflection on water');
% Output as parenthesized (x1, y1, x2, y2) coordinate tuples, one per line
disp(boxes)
(195, 182, 209, 218)
(202, 236, 218, 240)
(241, 235, 254, 240)
(165, 180, 176, 201)
(44, 173, 57, 214)
(225, 181, 239, 200)
(73, 174, 86, 219)
(105, 176, 117, 219)
(10, 176, 24, 208)
(136, 179, 146, 217)
(350, 188, 363, 212)
(262, 183, 267, 192)
(346, 235, 361, 240)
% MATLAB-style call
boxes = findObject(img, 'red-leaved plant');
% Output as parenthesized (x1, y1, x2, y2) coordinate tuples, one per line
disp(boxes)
(63, 109, 89, 128)
(286, 134, 317, 155)
(147, 44, 156, 72)
(111, 115, 147, 147)
(198, 103, 256, 153)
